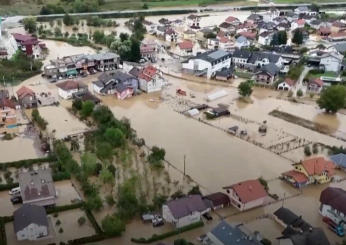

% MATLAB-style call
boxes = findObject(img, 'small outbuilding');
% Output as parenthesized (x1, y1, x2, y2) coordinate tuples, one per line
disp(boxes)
(205, 90, 228, 101)
(228, 126, 239, 134)
(211, 107, 230, 117)
(191, 104, 209, 110)
(258, 125, 267, 134)
(203, 192, 230, 210)
(185, 108, 200, 117)
(215, 68, 234, 81)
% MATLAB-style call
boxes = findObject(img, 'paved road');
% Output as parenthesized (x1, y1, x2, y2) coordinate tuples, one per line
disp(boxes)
(292, 66, 310, 97)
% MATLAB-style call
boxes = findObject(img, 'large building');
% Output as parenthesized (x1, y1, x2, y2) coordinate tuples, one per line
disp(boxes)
(0, 18, 19, 59)
(182, 50, 232, 79)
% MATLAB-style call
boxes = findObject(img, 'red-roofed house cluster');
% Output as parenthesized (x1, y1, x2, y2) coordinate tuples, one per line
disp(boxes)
(129, 65, 166, 93)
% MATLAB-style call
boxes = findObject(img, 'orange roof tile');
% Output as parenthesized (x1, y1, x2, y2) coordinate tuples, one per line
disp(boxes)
(282, 170, 308, 183)
(177, 41, 193, 50)
(0, 98, 16, 109)
(283, 78, 296, 87)
(223, 179, 267, 203)
(16, 86, 34, 98)
(300, 157, 335, 177)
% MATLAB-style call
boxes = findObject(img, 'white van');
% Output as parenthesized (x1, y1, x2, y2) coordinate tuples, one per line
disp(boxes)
(9, 187, 21, 195)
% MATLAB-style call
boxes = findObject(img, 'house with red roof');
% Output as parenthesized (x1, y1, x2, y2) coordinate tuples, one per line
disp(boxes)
(223, 179, 268, 211)
(291, 19, 305, 31)
(307, 78, 323, 93)
(176, 41, 193, 56)
(129, 65, 166, 93)
(219, 37, 235, 51)
(277, 78, 296, 90)
(0, 98, 17, 123)
(282, 157, 335, 188)
(16, 86, 38, 108)
(225, 16, 240, 25)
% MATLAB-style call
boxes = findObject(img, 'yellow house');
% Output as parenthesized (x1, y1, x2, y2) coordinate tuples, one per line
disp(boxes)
(282, 157, 335, 188)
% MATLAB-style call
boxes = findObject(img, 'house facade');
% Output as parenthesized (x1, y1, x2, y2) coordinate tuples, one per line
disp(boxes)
(263, 8, 280, 22)
(186, 14, 201, 28)
(16, 86, 38, 108)
(183, 30, 196, 41)
(294, 6, 316, 16)
(182, 49, 232, 79)
(162, 195, 209, 228)
(258, 31, 273, 46)
(235, 36, 250, 49)
(176, 41, 193, 56)
(277, 78, 295, 90)
(223, 179, 267, 211)
(319, 187, 346, 230)
(291, 19, 305, 30)
(225, 16, 240, 25)
(319, 53, 343, 72)
(0, 98, 17, 123)
(56, 80, 88, 100)
(14, 204, 49, 241)
(140, 39, 157, 58)
(281, 157, 335, 188)
(254, 64, 280, 85)
(131, 65, 166, 93)
(307, 78, 323, 93)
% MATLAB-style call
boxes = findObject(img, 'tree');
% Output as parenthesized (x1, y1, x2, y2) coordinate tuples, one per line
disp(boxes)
(148, 146, 166, 164)
(129, 38, 141, 62)
(92, 105, 114, 125)
(85, 195, 103, 211)
(105, 194, 116, 206)
(188, 185, 202, 195)
(78, 216, 86, 226)
(57, 19, 62, 26)
(54, 26, 62, 37)
(93, 30, 106, 43)
(174, 239, 189, 245)
(96, 142, 113, 161)
(292, 29, 303, 46)
(107, 164, 117, 175)
(101, 215, 125, 236)
(63, 13, 74, 26)
(204, 32, 217, 39)
(304, 145, 311, 156)
(49, 20, 55, 27)
(64, 31, 69, 38)
(56, 219, 61, 225)
(22, 18, 37, 33)
(72, 98, 83, 110)
(81, 101, 95, 117)
(81, 152, 97, 176)
(99, 167, 114, 184)
(296, 89, 303, 98)
(238, 81, 253, 97)
(142, 3, 148, 9)
(317, 85, 346, 113)
(270, 33, 279, 46)
(119, 32, 129, 42)
(104, 128, 126, 147)
(277, 31, 287, 45)
(260, 238, 272, 245)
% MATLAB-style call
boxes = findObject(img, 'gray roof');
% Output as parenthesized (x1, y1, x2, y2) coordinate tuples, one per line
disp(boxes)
(296, 6, 309, 11)
(13, 204, 48, 233)
(215, 68, 233, 78)
(115, 83, 128, 93)
(310, 20, 322, 25)
(113, 71, 135, 83)
(236, 36, 247, 43)
(191, 50, 231, 64)
(199, 28, 213, 33)
(332, 43, 346, 53)
(330, 153, 346, 168)
(166, 195, 207, 219)
(0, 89, 9, 99)
(257, 63, 280, 76)
(248, 52, 281, 64)
(210, 221, 262, 245)
(285, 12, 298, 17)
(232, 49, 251, 59)
(128, 67, 142, 77)
(19, 169, 56, 202)
(247, 14, 262, 21)
(157, 26, 168, 33)
(278, 227, 331, 245)
(88, 52, 119, 61)
(274, 207, 301, 225)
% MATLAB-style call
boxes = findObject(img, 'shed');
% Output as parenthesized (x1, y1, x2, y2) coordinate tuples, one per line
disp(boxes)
(185, 108, 200, 117)
(228, 126, 239, 134)
(203, 192, 230, 210)
(212, 107, 230, 117)
(191, 104, 209, 110)
(205, 90, 228, 101)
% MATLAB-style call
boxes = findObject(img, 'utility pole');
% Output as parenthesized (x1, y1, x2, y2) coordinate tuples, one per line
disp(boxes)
(282, 192, 286, 207)
(183, 154, 186, 176)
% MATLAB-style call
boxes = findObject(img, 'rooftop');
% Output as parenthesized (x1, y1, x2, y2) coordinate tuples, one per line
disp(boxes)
(178, 41, 193, 50)
(166, 195, 208, 219)
(56, 80, 87, 91)
(0, 98, 16, 109)
(203, 192, 230, 207)
(330, 153, 346, 168)
(190, 49, 231, 64)
(294, 157, 335, 177)
(320, 187, 346, 216)
(223, 179, 267, 203)
(13, 204, 48, 233)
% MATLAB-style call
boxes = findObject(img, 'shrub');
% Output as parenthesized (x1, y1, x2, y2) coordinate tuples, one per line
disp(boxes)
(60, 242, 66, 245)
(312, 143, 319, 154)
(131, 221, 204, 243)
(0, 156, 56, 169)
(304, 145, 312, 156)
(52, 171, 71, 181)
(78, 216, 86, 226)
(53, 212, 59, 217)
(287, 90, 294, 97)
(261, 238, 272, 245)
(56, 220, 61, 225)
(0, 182, 19, 191)
(59, 227, 63, 233)
(296, 89, 303, 98)
(47, 202, 83, 214)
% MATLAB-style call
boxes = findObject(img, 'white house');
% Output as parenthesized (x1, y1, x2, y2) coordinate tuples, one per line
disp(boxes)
(186, 14, 201, 28)
(14, 204, 49, 241)
(294, 6, 317, 16)
(310, 20, 325, 30)
(0, 29, 19, 59)
(142, 20, 156, 33)
(235, 36, 250, 49)
(132, 65, 166, 93)
(56, 80, 88, 99)
(263, 7, 280, 22)
(319, 52, 343, 72)
(176, 41, 193, 56)
(182, 49, 232, 79)
(223, 179, 268, 211)
(219, 37, 235, 51)
(225, 16, 240, 25)
(162, 195, 209, 228)
(165, 29, 178, 42)
(207, 38, 219, 50)
(278, 77, 296, 90)
(258, 31, 273, 46)
(291, 19, 305, 30)
(320, 187, 346, 230)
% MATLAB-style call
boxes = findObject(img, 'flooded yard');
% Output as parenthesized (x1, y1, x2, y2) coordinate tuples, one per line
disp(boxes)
(54, 180, 81, 206)
(0, 191, 19, 216)
(0, 137, 44, 162)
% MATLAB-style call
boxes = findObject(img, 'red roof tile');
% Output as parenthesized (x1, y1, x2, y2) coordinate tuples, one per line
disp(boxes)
(299, 157, 335, 176)
(239, 31, 256, 39)
(330, 32, 346, 38)
(0, 98, 16, 109)
(217, 31, 226, 38)
(16, 86, 35, 99)
(12, 33, 37, 42)
(178, 41, 193, 50)
(56, 80, 87, 91)
(225, 16, 237, 22)
(22, 40, 39, 46)
(318, 27, 331, 34)
(219, 37, 230, 43)
(282, 170, 308, 183)
(223, 179, 268, 203)
(283, 78, 296, 87)
(296, 19, 305, 25)
(310, 78, 324, 87)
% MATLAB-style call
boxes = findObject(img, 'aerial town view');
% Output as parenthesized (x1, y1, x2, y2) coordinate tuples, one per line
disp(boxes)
(2, 1, 346, 245)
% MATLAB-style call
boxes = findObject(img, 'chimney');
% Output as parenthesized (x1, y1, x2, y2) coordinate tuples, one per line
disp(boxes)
(249, 186, 252, 191)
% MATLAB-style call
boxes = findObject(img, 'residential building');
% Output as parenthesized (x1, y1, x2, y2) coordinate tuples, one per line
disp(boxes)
(329, 31, 346, 42)
(232, 49, 251, 68)
(203, 192, 230, 210)
(156, 26, 168, 37)
(19, 169, 57, 207)
(236, 36, 250, 49)
(219, 37, 234, 51)
(281, 157, 335, 188)
(300, 14, 317, 25)
(13, 204, 49, 241)
(172, 19, 184, 27)
(258, 31, 273, 46)
(207, 38, 219, 50)
(222, 179, 268, 211)
(285, 12, 299, 22)
(183, 30, 196, 41)
(0, 98, 17, 123)
(329, 153, 346, 170)
(92, 71, 139, 99)
(204, 221, 263, 245)
(232, 50, 283, 70)
(140, 39, 157, 58)
(162, 195, 209, 228)
(325, 18, 338, 28)
(277, 22, 289, 31)
(327, 43, 346, 53)
(181, 49, 232, 79)
(16, 86, 38, 108)
(214, 68, 234, 81)
(263, 7, 280, 22)
(293, 28, 310, 41)
(317, 27, 331, 37)
(176, 41, 193, 56)
(277, 78, 296, 90)
(307, 78, 324, 93)
(273, 16, 289, 26)
(258, 22, 277, 34)
(12, 33, 45, 58)
(309, 19, 324, 30)
(217, 31, 227, 39)
(274, 207, 331, 245)
(158, 18, 171, 26)
(247, 14, 262, 24)
(142, 20, 156, 33)
(219, 22, 235, 33)
(72, 91, 101, 105)
(0, 28, 18, 59)
(196, 28, 213, 42)
(291, 19, 305, 30)
(319, 187, 346, 229)
(254, 63, 280, 85)
(165, 29, 178, 42)
(56, 80, 88, 100)
(239, 31, 257, 40)
(331, 21, 346, 33)
(225, 16, 240, 25)
(319, 52, 343, 72)
(294, 6, 317, 16)
(129, 65, 166, 93)
(186, 14, 201, 28)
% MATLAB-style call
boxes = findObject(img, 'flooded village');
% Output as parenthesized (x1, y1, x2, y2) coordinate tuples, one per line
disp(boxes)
(2, 4, 346, 245)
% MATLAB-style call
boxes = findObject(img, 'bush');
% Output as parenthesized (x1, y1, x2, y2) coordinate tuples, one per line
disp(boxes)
(0, 156, 56, 169)
(52, 171, 71, 181)
(53, 212, 59, 217)
(131, 221, 204, 243)
(287, 90, 294, 97)
(56, 220, 61, 225)
(304, 145, 312, 156)
(261, 238, 272, 245)
(66, 234, 108, 245)
(59, 227, 63, 233)
(312, 143, 319, 154)
(78, 216, 86, 226)
(0, 182, 19, 191)
(47, 202, 83, 214)
(84, 207, 103, 234)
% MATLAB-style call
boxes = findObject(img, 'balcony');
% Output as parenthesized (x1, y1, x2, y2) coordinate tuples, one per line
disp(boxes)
(194, 68, 208, 75)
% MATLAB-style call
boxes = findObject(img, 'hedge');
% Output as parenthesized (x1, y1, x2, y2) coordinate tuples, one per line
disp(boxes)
(0, 156, 57, 169)
(0, 183, 19, 192)
(46, 202, 84, 214)
(131, 221, 204, 244)
(84, 207, 103, 234)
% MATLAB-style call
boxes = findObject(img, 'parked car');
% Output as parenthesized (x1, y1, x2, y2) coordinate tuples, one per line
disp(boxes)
(153, 220, 164, 227)
(151, 215, 163, 223)
(9, 187, 21, 195)
(203, 213, 213, 221)
(197, 234, 207, 242)
(11, 195, 23, 205)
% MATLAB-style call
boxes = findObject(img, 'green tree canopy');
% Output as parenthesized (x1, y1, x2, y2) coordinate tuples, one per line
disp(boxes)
(96, 141, 113, 161)
(101, 215, 126, 236)
(23, 18, 37, 34)
(104, 128, 126, 147)
(81, 101, 95, 117)
(292, 29, 303, 46)
(238, 81, 253, 97)
(85, 194, 103, 211)
(99, 167, 114, 184)
(81, 152, 97, 176)
(277, 31, 287, 45)
(317, 85, 346, 113)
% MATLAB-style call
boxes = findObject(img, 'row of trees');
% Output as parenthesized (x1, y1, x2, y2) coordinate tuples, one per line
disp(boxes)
(39, 0, 101, 15)
(32, 109, 48, 130)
